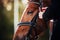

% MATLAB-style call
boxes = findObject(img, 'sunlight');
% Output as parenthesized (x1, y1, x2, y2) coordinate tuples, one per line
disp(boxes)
(6, 3, 12, 11)
(22, 0, 28, 5)
(14, 0, 19, 33)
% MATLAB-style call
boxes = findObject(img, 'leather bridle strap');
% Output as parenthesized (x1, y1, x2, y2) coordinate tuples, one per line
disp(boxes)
(40, 0, 43, 11)
(18, 10, 38, 27)
(18, 22, 35, 26)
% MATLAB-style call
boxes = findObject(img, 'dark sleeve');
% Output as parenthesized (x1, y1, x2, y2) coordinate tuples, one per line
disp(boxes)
(43, 6, 53, 22)
(43, 0, 60, 22)
(43, 1, 56, 22)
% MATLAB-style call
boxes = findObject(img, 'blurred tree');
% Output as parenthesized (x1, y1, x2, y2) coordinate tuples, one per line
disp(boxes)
(0, 0, 14, 40)
(19, 0, 26, 21)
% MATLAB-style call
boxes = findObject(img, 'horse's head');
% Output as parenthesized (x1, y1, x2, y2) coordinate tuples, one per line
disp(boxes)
(13, 1, 39, 40)
(13, 0, 51, 40)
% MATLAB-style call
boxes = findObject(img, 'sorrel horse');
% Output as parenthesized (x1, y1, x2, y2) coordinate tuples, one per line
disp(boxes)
(13, 0, 52, 40)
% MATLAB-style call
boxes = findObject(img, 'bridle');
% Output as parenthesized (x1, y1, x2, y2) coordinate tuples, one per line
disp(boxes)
(18, 13, 38, 26)
(18, 13, 38, 27)
(18, 0, 43, 39)
(18, 0, 43, 27)
(18, 13, 38, 40)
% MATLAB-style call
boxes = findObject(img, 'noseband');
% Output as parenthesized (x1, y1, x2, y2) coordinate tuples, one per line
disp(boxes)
(18, 22, 35, 26)
(18, 13, 38, 27)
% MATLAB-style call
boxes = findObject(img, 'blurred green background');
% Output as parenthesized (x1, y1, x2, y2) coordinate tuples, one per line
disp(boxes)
(0, 0, 14, 40)
(0, 0, 25, 40)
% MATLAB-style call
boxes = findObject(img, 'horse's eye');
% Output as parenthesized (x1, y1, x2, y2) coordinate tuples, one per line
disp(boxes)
(27, 10, 33, 14)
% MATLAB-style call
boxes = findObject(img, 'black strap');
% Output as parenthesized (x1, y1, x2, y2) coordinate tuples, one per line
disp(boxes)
(18, 11, 38, 27)
(40, 0, 43, 11)
(18, 22, 35, 26)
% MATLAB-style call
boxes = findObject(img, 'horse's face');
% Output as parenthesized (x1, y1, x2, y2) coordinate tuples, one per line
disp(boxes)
(13, 3, 39, 40)
(13, 0, 52, 39)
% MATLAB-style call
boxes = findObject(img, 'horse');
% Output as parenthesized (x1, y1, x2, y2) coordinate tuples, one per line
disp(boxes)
(13, 0, 52, 40)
